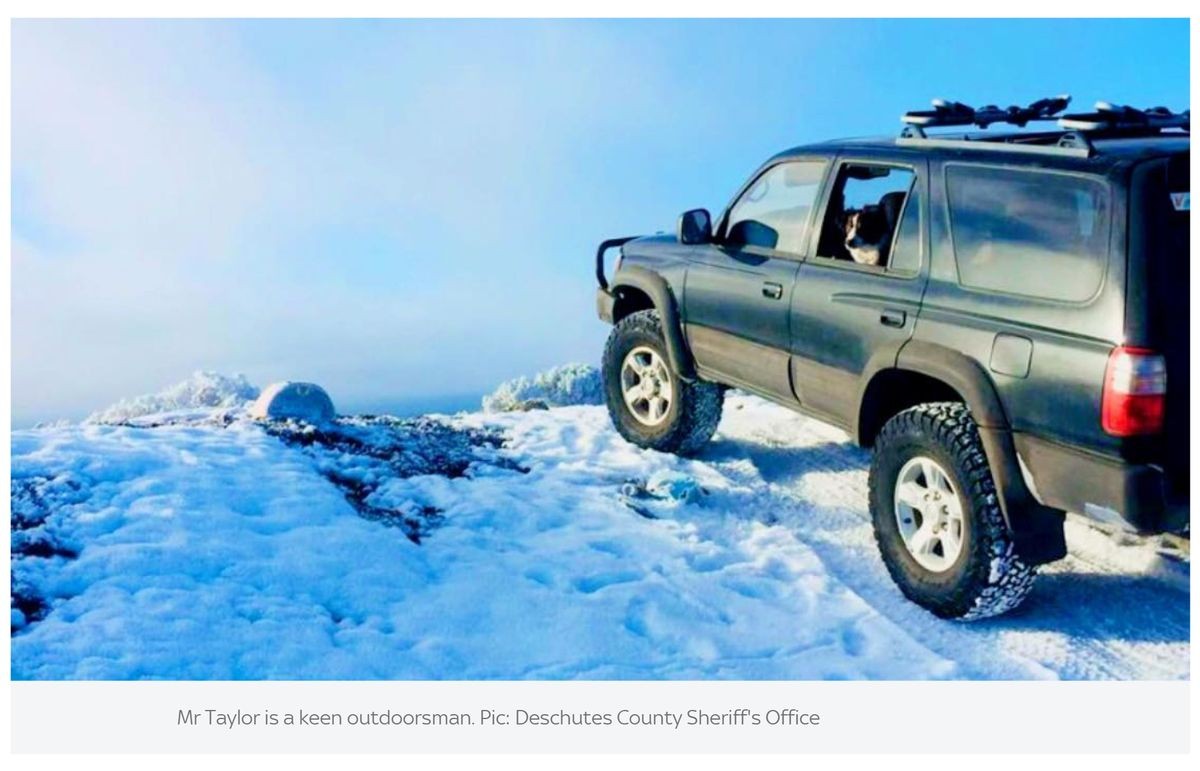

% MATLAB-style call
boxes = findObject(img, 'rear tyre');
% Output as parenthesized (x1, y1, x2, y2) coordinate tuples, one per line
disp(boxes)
(602, 310, 722, 456)
(868, 402, 1037, 620)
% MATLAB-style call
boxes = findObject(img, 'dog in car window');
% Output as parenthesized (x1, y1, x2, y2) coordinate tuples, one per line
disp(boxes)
(840, 204, 892, 266)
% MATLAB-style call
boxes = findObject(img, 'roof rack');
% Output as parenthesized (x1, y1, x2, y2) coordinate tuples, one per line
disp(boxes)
(901, 95, 1071, 136)
(898, 96, 1189, 157)
(1058, 102, 1189, 132)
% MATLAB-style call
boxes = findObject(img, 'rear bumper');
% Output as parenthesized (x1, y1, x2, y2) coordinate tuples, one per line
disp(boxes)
(1015, 434, 1189, 533)
(596, 287, 615, 324)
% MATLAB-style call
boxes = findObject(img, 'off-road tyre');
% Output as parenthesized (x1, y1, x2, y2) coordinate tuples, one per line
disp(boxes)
(602, 310, 723, 456)
(869, 402, 1037, 620)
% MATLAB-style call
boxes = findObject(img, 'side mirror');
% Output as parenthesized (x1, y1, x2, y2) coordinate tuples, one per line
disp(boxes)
(677, 208, 713, 245)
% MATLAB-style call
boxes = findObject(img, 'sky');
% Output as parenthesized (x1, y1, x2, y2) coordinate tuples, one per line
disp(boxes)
(10, 18, 1190, 425)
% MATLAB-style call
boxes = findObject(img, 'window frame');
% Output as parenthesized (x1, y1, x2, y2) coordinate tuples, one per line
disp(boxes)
(942, 161, 1113, 306)
(884, 179, 923, 277)
(806, 157, 925, 280)
(715, 157, 831, 261)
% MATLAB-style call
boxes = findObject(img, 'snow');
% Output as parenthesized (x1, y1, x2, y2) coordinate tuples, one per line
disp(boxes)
(85, 371, 259, 426)
(10, 383, 1189, 680)
(482, 363, 603, 412)
(249, 382, 336, 423)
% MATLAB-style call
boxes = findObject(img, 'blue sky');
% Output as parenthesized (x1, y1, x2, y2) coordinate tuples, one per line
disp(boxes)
(11, 19, 1190, 424)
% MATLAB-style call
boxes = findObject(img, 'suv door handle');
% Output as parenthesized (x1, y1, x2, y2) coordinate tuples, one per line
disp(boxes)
(762, 282, 784, 300)
(880, 308, 907, 328)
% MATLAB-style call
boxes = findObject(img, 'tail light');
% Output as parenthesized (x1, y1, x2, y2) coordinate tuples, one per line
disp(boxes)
(1101, 346, 1166, 436)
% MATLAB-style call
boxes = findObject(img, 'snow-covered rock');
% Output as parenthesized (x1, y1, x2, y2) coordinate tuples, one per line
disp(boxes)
(249, 382, 336, 423)
(85, 371, 259, 425)
(647, 470, 704, 504)
(483, 363, 603, 413)
(620, 471, 704, 505)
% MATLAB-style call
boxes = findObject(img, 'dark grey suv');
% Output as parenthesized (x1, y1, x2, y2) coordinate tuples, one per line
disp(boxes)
(594, 98, 1189, 619)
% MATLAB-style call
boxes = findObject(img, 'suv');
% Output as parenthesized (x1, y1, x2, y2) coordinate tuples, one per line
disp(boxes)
(594, 98, 1189, 620)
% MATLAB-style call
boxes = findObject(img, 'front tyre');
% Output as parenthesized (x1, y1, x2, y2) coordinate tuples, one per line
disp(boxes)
(868, 402, 1037, 620)
(602, 310, 722, 456)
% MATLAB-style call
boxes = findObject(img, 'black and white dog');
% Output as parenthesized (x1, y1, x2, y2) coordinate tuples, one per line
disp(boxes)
(841, 205, 891, 266)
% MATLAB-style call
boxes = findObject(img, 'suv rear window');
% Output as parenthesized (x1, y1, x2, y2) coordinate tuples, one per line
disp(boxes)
(946, 165, 1110, 302)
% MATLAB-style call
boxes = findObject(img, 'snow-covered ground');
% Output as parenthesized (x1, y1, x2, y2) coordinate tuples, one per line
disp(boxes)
(10, 377, 1189, 680)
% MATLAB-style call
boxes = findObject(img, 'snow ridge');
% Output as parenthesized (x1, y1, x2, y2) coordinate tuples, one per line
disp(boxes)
(482, 363, 603, 412)
(85, 371, 260, 425)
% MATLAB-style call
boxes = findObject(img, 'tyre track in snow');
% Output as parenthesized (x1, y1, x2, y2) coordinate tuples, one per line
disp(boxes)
(702, 394, 1189, 680)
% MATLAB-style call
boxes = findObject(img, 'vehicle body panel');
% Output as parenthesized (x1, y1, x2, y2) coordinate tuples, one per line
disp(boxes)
(683, 248, 801, 403)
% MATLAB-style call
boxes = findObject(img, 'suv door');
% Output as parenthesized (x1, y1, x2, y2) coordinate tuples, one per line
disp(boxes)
(789, 157, 930, 428)
(683, 158, 828, 403)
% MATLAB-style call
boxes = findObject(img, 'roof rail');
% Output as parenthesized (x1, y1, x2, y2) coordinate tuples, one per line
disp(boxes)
(895, 135, 1092, 159)
(901, 95, 1071, 135)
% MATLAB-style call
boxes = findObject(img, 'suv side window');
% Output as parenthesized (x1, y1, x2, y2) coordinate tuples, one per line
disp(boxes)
(723, 160, 826, 256)
(946, 165, 1110, 302)
(815, 163, 917, 273)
